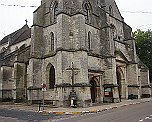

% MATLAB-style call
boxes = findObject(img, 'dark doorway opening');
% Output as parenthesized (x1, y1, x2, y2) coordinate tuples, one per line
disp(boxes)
(117, 71, 122, 101)
(90, 79, 97, 103)
(49, 66, 55, 89)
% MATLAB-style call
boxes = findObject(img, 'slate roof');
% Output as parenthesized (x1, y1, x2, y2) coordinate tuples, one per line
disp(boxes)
(136, 56, 149, 70)
(0, 24, 31, 46)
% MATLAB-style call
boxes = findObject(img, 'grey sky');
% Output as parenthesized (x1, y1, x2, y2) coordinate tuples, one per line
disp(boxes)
(0, 0, 152, 40)
(116, 0, 152, 30)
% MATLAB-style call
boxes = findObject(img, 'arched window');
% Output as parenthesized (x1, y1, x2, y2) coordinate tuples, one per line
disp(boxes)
(50, 32, 54, 51)
(84, 3, 89, 19)
(84, 2, 91, 23)
(53, 1, 58, 22)
(50, 1, 58, 24)
(15, 46, 18, 50)
(110, 24, 117, 39)
(88, 31, 91, 50)
(109, 5, 113, 16)
(1, 47, 6, 52)
(20, 44, 26, 49)
(49, 66, 55, 89)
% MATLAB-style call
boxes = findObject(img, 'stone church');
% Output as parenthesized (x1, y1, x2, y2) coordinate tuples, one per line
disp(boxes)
(0, 0, 151, 107)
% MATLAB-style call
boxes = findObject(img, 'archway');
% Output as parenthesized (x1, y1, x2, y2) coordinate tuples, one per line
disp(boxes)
(49, 66, 55, 89)
(116, 69, 122, 101)
(46, 63, 55, 89)
(90, 79, 97, 103)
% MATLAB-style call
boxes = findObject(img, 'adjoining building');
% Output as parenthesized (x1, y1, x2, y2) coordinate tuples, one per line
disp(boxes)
(0, 24, 31, 102)
(0, 0, 151, 107)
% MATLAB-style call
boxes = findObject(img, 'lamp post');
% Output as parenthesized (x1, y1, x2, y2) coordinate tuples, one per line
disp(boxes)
(41, 83, 46, 110)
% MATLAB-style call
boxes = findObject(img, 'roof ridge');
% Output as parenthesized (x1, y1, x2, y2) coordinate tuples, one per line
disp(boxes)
(0, 24, 29, 45)
(9, 28, 31, 46)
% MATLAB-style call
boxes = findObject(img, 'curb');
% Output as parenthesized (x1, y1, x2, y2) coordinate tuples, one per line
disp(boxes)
(38, 99, 151, 115)
(39, 111, 84, 115)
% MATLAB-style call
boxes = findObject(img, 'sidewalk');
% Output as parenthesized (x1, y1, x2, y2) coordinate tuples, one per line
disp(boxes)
(0, 98, 152, 115)
(42, 98, 152, 115)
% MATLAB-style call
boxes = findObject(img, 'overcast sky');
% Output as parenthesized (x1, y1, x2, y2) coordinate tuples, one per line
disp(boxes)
(0, 0, 152, 40)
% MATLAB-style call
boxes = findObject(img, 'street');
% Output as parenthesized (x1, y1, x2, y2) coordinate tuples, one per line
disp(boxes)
(0, 108, 70, 122)
(0, 108, 51, 122)
(56, 101, 152, 122)
(0, 101, 152, 122)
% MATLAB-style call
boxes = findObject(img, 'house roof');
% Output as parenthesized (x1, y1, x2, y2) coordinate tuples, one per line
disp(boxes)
(136, 56, 149, 70)
(0, 24, 31, 46)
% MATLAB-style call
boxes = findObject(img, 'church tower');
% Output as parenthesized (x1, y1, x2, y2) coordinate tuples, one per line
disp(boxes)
(27, 0, 151, 107)
(28, 0, 110, 107)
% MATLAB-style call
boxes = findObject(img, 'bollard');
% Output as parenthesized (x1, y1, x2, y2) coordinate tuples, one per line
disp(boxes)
(39, 100, 41, 111)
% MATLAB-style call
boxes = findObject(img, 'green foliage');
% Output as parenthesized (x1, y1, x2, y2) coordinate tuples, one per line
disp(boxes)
(133, 29, 152, 82)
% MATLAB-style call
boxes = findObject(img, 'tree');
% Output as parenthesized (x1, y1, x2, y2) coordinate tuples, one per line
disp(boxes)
(133, 29, 152, 82)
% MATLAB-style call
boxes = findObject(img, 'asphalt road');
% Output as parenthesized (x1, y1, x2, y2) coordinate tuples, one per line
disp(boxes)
(0, 108, 69, 122)
(0, 101, 152, 122)
(56, 101, 152, 122)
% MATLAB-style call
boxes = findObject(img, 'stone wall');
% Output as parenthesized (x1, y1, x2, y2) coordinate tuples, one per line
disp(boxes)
(140, 70, 151, 97)
(0, 66, 14, 101)
(10, 38, 31, 53)
(14, 63, 26, 101)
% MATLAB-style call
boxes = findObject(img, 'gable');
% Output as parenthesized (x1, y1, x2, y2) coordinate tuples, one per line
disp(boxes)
(136, 56, 149, 70)
(104, 0, 124, 21)
(0, 24, 30, 46)
(115, 50, 129, 63)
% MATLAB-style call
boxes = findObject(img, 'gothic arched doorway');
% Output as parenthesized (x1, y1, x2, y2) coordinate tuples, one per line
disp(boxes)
(90, 79, 97, 103)
(49, 66, 55, 89)
(116, 70, 122, 101)
(46, 63, 55, 90)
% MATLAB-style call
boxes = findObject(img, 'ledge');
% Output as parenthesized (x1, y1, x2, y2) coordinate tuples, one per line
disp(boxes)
(141, 85, 151, 88)
(128, 85, 140, 88)
(27, 86, 41, 90)
(103, 84, 118, 88)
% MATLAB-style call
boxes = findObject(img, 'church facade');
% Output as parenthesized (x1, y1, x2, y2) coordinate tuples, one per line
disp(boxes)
(0, 0, 151, 107)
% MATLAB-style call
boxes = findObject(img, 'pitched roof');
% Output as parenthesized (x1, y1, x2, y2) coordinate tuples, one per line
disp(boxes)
(0, 24, 31, 46)
(136, 56, 149, 70)
(9, 28, 31, 46)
